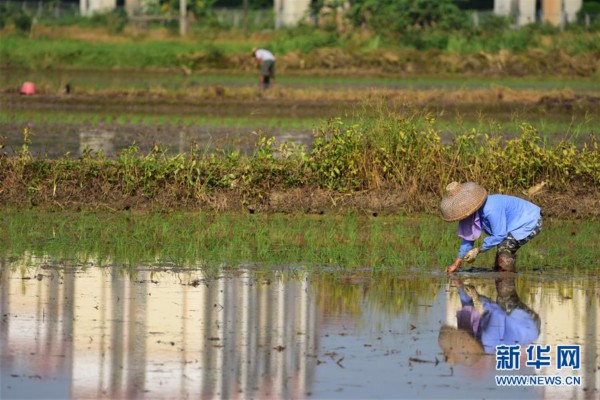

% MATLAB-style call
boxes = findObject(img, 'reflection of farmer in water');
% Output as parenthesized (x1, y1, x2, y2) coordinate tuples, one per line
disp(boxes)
(252, 48, 276, 92)
(440, 182, 543, 274)
(439, 277, 541, 365)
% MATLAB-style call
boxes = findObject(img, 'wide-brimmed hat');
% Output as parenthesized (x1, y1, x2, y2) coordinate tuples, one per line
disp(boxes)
(438, 325, 485, 366)
(440, 182, 487, 222)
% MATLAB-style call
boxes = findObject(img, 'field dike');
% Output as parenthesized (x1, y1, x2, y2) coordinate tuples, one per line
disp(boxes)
(0, 113, 598, 217)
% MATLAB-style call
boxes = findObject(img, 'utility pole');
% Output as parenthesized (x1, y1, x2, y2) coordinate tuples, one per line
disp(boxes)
(243, 0, 249, 32)
(180, 0, 187, 36)
(560, 0, 565, 32)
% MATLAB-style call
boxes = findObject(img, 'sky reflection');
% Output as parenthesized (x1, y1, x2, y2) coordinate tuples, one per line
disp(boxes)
(1, 260, 598, 399)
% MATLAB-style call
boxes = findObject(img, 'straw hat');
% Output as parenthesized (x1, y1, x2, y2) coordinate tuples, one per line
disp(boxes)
(440, 182, 487, 222)
(438, 325, 485, 366)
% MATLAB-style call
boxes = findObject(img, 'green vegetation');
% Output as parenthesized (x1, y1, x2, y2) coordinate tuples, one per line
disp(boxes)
(1, 0, 600, 76)
(346, 3, 600, 54)
(0, 107, 598, 212)
(0, 37, 207, 70)
(0, 210, 597, 270)
(1, 109, 595, 147)
(308, 111, 598, 192)
(0, 109, 317, 131)
(1, 32, 599, 76)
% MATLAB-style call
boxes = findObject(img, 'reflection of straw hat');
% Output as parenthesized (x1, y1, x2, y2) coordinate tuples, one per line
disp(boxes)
(438, 325, 485, 366)
(440, 182, 487, 222)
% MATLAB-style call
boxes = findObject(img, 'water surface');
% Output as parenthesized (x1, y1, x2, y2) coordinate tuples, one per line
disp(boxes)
(1, 69, 598, 158)
(1, 260, 598, 399)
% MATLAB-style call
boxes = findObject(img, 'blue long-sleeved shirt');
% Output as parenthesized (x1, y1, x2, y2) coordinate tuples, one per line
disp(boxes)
(458, 195, 541, 259)
(457, 287, 540, 354)
(477, 297, 540, 354)
(457, 289, 540, 354)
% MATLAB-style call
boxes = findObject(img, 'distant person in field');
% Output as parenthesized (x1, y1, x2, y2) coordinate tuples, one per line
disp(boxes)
(440, 182, 542, 274)
(252, 48, 275, 92)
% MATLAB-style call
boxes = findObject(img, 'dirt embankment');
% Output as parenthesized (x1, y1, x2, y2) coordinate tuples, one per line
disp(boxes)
(4, 84, 600, 107)
(189, 48, 600, 78)
(4, 90, 599, 125)
(1, 183, 598, 219)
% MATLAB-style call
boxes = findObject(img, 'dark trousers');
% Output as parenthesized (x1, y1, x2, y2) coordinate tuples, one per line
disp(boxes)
(495, 217, 542, 271)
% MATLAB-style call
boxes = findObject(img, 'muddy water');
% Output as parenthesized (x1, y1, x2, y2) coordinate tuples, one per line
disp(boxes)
(2, 68, 599, 158)
(2, 100, 595, 159)
(1, 260, 598, 399)
(0, 120, 314, 158)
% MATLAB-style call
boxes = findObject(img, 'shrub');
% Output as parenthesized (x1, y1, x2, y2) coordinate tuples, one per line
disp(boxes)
(89, 9, 128, 34)
(267, 26, 340, 54)
(13, 11, 33, 34)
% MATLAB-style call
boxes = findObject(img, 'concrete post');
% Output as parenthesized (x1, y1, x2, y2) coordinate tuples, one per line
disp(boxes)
(517, 0, 536, 26)
(274, 0, 283, 28)
(274, 0, 311, 27)
(494, 0, 517, 16)
(179, 0, 187, 36)
(542, 0, 562, 25)
(81, 0, 116, 17)
(125, 0, 141, 17)
(563, 0, 582, 23)
(472, 10, 479, 28)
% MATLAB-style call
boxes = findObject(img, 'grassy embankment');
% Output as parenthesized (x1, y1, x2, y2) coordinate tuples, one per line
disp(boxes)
(0, 107, 598, 216)
(1, 24, 599, 77)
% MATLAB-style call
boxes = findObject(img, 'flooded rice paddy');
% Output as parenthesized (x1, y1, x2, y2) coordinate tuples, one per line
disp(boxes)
(2, 69, 599, 158)
(0, 211, 599, 399)
(1, 263, 599, 399)
(1, 67, 600, 399)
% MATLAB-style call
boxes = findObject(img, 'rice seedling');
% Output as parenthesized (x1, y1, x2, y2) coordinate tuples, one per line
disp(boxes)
(0, 210, 596, 271)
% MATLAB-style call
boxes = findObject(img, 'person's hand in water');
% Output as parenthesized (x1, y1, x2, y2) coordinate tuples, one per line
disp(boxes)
(446, 258, 462, 274)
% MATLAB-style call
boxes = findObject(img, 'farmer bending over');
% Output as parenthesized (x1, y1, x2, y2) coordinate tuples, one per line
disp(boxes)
(440, 182, 542, 274)
(252, 48, 276, 92)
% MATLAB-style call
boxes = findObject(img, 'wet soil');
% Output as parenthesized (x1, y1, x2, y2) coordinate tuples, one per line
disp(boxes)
(5, 89, 600, 114)
(1, 183, 598, 219)
(3, 92, 348, 118)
